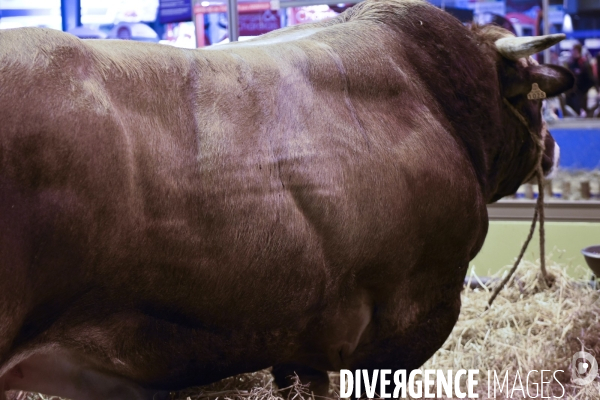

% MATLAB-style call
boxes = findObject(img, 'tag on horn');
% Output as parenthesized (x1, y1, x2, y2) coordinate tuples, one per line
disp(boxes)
(527, 83, 546, 100)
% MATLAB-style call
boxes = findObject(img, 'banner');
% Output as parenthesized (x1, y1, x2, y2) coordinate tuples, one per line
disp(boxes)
(159, 0, 192, 24)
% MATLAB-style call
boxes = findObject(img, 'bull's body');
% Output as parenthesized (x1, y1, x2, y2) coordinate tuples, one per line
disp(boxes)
(0, 0, 572, 398)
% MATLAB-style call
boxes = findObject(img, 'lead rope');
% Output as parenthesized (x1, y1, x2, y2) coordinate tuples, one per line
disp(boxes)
(536, 165, 549, 286)
(487, 99, 551, 310)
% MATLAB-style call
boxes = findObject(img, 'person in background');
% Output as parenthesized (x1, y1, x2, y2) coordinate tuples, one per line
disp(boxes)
(566, 43, 594, 116)
(589, 53, 600, 117)
(594, 53, 600, 87)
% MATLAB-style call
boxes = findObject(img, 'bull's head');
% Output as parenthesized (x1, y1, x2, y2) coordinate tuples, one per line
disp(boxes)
(484, 28, 574, 202)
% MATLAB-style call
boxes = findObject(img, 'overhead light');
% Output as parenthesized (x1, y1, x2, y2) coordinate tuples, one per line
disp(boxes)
(563, 14, 573, 33)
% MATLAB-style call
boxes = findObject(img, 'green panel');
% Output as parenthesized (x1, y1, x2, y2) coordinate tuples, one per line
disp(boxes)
(470, 221, 600, 278)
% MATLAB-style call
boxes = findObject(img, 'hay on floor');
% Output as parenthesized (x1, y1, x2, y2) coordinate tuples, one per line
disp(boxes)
(420, 260, 600, 399)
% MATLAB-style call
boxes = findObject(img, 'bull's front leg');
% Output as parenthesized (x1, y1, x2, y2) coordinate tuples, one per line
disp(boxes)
(346, 282, 463, 399)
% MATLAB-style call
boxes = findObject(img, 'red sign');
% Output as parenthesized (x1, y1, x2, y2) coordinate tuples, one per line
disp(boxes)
(193, 2, 277, 47)
(288, 5, 338, 26)
(239, 10, 281, 36)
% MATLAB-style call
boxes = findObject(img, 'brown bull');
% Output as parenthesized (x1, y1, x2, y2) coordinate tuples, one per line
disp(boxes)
(0, 0, 573, 398)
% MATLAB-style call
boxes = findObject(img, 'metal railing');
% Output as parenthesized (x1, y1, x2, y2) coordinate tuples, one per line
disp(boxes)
(488, 199, 600, 222)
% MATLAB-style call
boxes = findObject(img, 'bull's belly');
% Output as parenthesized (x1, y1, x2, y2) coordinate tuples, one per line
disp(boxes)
(2, 285, 373, 395)
(2, 271, 464, 399)
(0, 226, 475, 399)
(2, 319, 291, 395)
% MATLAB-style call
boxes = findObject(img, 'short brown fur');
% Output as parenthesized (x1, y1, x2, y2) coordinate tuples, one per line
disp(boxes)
(0, 0, 573, 398)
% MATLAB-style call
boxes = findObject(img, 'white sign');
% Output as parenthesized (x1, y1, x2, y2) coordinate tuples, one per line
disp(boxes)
(81, 0, 159, 24)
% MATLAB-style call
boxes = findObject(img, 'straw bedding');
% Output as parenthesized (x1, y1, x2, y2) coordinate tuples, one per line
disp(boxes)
(11, 259, 600, 400)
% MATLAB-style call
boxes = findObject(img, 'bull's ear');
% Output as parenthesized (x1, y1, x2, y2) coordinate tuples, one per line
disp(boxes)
(504, 65, 575, 98)
(526, 65, 575, 97)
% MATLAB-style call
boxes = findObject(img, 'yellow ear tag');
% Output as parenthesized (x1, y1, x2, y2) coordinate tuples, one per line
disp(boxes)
(527, 83, 546, 100)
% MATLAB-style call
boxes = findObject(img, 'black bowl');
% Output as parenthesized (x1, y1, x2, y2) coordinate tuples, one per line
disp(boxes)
(582, 245, 600, 276)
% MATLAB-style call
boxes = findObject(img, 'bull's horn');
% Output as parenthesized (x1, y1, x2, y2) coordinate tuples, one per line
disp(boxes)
(495, 34, 566, 60)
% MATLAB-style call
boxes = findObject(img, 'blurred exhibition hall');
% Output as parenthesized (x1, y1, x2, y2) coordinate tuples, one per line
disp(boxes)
(3, 0, 600, 120)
